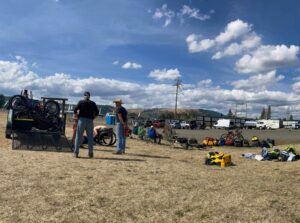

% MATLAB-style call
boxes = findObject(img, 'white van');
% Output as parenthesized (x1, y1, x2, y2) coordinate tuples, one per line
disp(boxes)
(213, 119, 235, 129)
(256, 119, 282, 129)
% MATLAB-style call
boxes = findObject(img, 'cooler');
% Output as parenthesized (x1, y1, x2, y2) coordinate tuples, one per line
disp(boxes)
(105, 114, 116, 125)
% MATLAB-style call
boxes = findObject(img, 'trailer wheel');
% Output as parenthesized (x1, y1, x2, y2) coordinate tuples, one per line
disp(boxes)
(5, 133, 11, 139)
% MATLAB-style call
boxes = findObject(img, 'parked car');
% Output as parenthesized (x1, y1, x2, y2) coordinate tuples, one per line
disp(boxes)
(213, 119, 235, 129)
(170, 122, 181, 129)
(189, 120, 197, 130)
(180, 121, 190, 129)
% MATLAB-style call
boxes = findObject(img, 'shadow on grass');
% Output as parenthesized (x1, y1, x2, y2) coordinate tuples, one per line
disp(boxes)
(93, 148, 171, 159)
(126, 153, 171, 159)
(78, 157, 146, 162)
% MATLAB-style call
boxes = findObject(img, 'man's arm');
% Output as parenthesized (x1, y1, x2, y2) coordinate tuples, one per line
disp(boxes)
(118, 113, 125, 125)
(73, 101, 81, 114)
(94, 103, 99, 117)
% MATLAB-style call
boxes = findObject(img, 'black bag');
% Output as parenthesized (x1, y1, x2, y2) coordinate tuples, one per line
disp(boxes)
(234, 140, 243, 147)
(266, 138, 275, 146)
(176, 137, 188, 144)
(188, 138, 198, 145)
(243, 139, 250, 147)
(251, 141, 261, 147)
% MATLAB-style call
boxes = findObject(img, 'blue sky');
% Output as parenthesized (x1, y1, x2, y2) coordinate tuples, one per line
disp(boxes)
(1, 0, 300, 118)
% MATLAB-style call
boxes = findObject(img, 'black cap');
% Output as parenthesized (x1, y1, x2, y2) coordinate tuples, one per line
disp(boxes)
(84, 91, 90, 97)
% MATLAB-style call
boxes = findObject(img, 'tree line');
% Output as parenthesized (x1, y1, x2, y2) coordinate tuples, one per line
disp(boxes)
(0, 94, 6, 108)
(227, 105, 294, 120)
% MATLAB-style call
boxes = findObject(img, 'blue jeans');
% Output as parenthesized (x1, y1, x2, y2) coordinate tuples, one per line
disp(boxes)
(74, 117, 94, 155)
(116, 123, 126, 153)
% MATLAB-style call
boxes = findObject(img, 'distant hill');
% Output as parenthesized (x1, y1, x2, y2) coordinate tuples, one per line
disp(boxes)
(197, 109, 224, 118)
(98, 105, 114, 115)
(127, 108, 224, 120)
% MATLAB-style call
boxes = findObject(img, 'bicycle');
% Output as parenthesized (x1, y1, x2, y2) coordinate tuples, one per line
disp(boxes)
(8, 95, 62, 132)
(220, 128, 244, 142)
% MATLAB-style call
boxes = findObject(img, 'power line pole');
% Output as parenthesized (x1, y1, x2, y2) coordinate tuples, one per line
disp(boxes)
(174, 78, 182, 119)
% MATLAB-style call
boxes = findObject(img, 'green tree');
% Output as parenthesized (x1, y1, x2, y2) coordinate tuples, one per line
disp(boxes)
(227, 109, 234, 118)
(0, 94, 5, 108)
(266, 105, 271, 119)
(260, 107, 266, 119)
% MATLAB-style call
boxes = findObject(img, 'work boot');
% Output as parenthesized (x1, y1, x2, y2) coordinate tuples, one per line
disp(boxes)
(88, 153, 94, 158)
(73, 153, 79, 158)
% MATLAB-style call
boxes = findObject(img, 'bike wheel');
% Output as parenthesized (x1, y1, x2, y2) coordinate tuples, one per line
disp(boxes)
(99, 132, 116, 146)
(109, 132, 117, 145)
(45, 100, 60, 116)
(9, 95, 27, 111)
(46, 115, 62, 132)
(100, 132, 113, 146)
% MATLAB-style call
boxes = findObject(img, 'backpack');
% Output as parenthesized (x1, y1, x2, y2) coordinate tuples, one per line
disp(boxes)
(234, 140, 243, 147)
(225, 138, 234, 146)
(218, 138, 225, 146)
(260, 140, 272, 148)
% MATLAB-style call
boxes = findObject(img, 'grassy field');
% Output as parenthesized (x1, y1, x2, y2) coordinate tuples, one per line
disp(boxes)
(0, 112, 300, 223)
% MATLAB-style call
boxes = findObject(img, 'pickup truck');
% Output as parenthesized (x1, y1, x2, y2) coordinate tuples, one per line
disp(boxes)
(180, 121, 190, 129)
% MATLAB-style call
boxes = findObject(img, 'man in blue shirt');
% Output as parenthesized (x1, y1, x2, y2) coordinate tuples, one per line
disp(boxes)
(113, 98, 128, 154)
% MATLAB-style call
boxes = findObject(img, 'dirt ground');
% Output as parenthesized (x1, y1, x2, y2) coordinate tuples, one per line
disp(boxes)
(1, 112, 300, 223)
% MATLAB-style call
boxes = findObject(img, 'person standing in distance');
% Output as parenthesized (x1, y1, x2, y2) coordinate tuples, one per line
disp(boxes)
(73, 91, 99, 158)
(113, 99, 128, 154)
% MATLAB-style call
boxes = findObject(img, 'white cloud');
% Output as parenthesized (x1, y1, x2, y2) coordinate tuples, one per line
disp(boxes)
(198, 79, 212, 87)
(112, 60, 119, 65)
(149, 68, 181, 81)
(152, 4, 175, 27)
(231, 70, 285, 91)
(186, 19, 253, 54)
(186, 34, 215, 53)
(215, 19, 251, 45)
(122, 61, 142, 69)
(178, 5, 212, 22)
(2, 57, 300, 118)
(235, 45, 299, 73)
(212, 32, 261, 59)
(152, 4, 213, 27)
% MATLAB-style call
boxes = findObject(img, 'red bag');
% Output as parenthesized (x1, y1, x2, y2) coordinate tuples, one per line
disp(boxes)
(124, 126, 130, 137)
(225, 138, 234, 146)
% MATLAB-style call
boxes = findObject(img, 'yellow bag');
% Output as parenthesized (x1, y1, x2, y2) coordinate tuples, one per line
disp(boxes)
(202, 137, 217, 146)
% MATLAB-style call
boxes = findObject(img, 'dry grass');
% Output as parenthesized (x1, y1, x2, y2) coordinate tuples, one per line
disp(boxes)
(0, 112, 300, 223)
